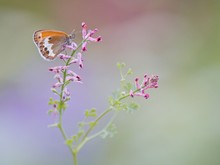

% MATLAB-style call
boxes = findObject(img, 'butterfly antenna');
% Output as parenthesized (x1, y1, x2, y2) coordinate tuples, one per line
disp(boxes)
(71, 29, 75, 35)
(73, 29, 82, 38)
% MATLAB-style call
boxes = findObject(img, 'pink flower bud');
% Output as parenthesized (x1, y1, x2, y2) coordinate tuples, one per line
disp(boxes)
(64, 87, 70, 97)
(130, 90, 134, 97)
(52, 82, 63, 88)
(59, 54, 71, 60)
(54, 74, 63, 83)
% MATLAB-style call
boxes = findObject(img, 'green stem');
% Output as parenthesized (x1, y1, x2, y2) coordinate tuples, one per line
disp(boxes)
(49, 36, 94, 165)
(87, 111, 118, 141)
(118, 87, 141, 101)
(57, 115, 75, 163)
(56, 39, 86, 165)
(82, 108, 112, 142)
(77, 111, 118, 151)
(76, 108, 112, 151)
(59, 38, 87, 101)
(73, 150, 78, 165)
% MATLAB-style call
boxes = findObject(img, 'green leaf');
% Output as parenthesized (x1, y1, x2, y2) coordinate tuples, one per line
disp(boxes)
(51, 88, 60, 96)
(57, 101, 67, 111)
(78, 122, 85, 128)
(123, 82, 133, 92)
(72, 135, 78, 142)
(89, 108, 97, 117)
(65, 138, 74, 146)
(64, 80, 71, 87)
(112, 91, 121, 99)
(127, 68, 133, 75)
(108, 96, 114, 106)
(48, 98, 60, 111)
(120, 78, 126, 83)
(127, 102, 140, 113)
(116, 103, 128, 111)
(121, 63, 126, 68)
(85, 108, 97, 118)
(47, 109, 54, 115)
(64, 97, 70, 102)
(48, 98, 54, 105)
(114, 100, 122, 107)
(101, 123, 117, 138)
(77, 130, 84, 138)
(63, 102, 67, 110)
(89, 121, 97, 128)
(117, 62, 121, 69)
(117, 62, 126, 69)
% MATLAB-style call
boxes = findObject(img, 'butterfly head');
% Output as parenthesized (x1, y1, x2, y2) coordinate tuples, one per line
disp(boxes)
(67, 34, 75, 45)
(67, 29, 75, 44)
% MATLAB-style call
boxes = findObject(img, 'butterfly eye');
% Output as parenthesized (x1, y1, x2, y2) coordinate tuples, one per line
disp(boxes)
(68, 33, 75, 40)
(48, 37, 52, 40)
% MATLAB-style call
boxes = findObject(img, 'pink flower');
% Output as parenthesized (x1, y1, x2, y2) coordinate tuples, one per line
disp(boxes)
(64, 87, 70, 97)
(77, 52, 83, 68)
(67, 70, 78, 77)
(67, 70, 81, 81)
(143, 75, 159, 89)
(54, 74, 63, 83)
(52, 82, 63, 88)
(130, 74, 159, 99)
(66, 77, 82, 83)
(130, 90, 134, 97)
(144, 93, 150, 99)
(69, 53, 84, 68)
(66, 72, 82, 83)
(135, 78, 140, 89)
(69, 58, 78, 65)
(64, 42, 77, 50)
(58, 54, 71, 60)
(130, 89, 150, 99)
(81, 22, 102, 52)
(63, 87, 71, 101)
(50, 104, 59, 117)
(49, 66, 69, 73)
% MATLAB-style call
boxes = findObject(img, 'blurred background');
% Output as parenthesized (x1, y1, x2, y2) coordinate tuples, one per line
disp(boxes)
(0, 0, 220, 165)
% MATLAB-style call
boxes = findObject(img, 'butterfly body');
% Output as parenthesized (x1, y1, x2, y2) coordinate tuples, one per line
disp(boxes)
(33, 30, 73, 60)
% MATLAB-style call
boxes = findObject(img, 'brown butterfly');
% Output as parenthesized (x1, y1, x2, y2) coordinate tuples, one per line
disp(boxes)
(33, 30, 74, 60)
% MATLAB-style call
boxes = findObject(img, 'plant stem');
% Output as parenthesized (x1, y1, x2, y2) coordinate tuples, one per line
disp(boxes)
(56, 39, 87, 165)
(73, 150, 78, 165)
(57, 115, 76, 162)
(83, 108, 112, 141)
(87, 111, 118, 141)
(76, 108, 112, 151)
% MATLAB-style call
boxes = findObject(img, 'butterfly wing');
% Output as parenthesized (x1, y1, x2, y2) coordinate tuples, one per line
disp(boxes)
(33, 30, 69, 60)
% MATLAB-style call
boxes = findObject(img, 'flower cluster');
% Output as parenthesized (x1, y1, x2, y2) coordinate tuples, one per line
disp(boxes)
(81, 22, 102, 51)
(48, 22, 102, 114)
(130, 75, 159, 99)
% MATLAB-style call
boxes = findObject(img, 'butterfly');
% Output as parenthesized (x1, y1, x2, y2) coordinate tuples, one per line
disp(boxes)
(33, 30, 74, 60)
